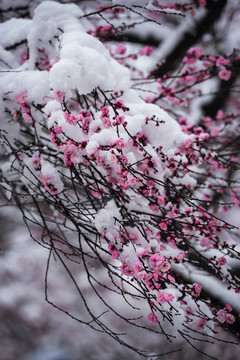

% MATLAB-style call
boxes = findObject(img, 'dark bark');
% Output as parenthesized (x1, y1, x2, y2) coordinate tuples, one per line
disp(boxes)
(202, 58, 240, 118)
(152, 0, 227, 78)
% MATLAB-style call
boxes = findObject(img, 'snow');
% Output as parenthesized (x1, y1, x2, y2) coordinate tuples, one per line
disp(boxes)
(176, 263, 240, 313)
(94, 199, 121, 233)
(49, 31, 130, 96)
(146, 3, 183, 16)
(0, 182, 12, 200)
(0, 18, 31, 48)
(112, 0, 151, 6)
(0, 70, 49, 104)
(40, 161, 64, 193)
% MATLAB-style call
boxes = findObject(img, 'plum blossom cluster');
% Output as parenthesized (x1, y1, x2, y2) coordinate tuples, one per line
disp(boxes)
(1, 1, 240, 356)
(152, 48, 238, 109)
(9, 81, 240, 340)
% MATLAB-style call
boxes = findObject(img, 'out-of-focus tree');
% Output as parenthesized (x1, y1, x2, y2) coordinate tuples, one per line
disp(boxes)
(0, 1, 240, 359)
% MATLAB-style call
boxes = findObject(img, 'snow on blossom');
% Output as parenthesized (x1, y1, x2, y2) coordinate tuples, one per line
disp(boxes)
(16, 91, 28, 105)
(39, 162, 64, 195)
(94, 200, 121, 234)
(156, 291, 175, 303)
(55, 91, 64, 102)
(49, 31, 130, 96)
(1, 1, 239, 351)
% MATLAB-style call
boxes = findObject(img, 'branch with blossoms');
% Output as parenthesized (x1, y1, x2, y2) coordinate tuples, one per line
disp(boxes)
(0, 1, 240, 358)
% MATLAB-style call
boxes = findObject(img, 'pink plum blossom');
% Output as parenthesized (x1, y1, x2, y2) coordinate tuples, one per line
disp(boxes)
(22, 113, 33, 123)
(32, 154, 40, 168)
(101, 116, 111, 128)
(140, 46, 153, 56)
(217, 309, 226, 323)
(191, 283, 202, 297)
(55, 91, 64, 102)
(218, 257, 227, 266)
(147, 313, 158, 324)
(218, 69, 231, 81)
(114, 138, 128, 150)
(15, 91, 27, 105)
(225, 313, 235, 324)
(115, 43, 127, 55)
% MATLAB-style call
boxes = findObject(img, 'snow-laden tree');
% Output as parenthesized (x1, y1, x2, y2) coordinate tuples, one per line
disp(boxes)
(0, 1, 240, 358)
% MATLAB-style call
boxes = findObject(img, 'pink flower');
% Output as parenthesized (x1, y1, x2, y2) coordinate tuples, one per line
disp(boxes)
(137, 248, 148, 257)
(216, 56, 230, 66)
(157, 291, 174, 303)
(198, 0, 206, 6)
(218, 257, 226, 266)
(22, 113, 33, 123)
(148, 202, 159, 214)
(101, 106, 109, 116)
(191, 283, 202, 297)
(183, 47, 203, 64)
(200, 236, 211, 248)
(11, 109, 19, 120)
(177, 252, 185, 261)
(112, 250, 120, 259)
(114, 138, 128, 150)
(203, 60, 212, 68)
(217, 309, 226, 323)
(225, 313, 235, 324)
(218, 69, 231, 81)
(114, 99, 125, 109)
(21, 53, 28, 64)
(156, 291, 166, 303)
(225, 304, 232, 312)
(165, 293, 175, 302)
(209, 55, 216, 62)
(184, 138, 192, 148)
(115, 43, 126, 55)
(140, 46, 153, 56)
(69, 113, 81, 126)
(127, 174, 138, 186)
(54, 126, 62, 134)
(39, 174, 59, 195)
(55, 91, 64, 102)
(115, 114, 125, 125)
(211, 127, 220, 137)
(32, 154, 40, 168)
(147, 313, 158, 324)
(134, 261, 143, 273)
(158, 260, 171, 272)
(15, 91, 27, 105)
(108, 243, 115, 252)
(157, 195, 165, 205)
(101, 116, 111, 128)
(159, 222, 167, 231)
